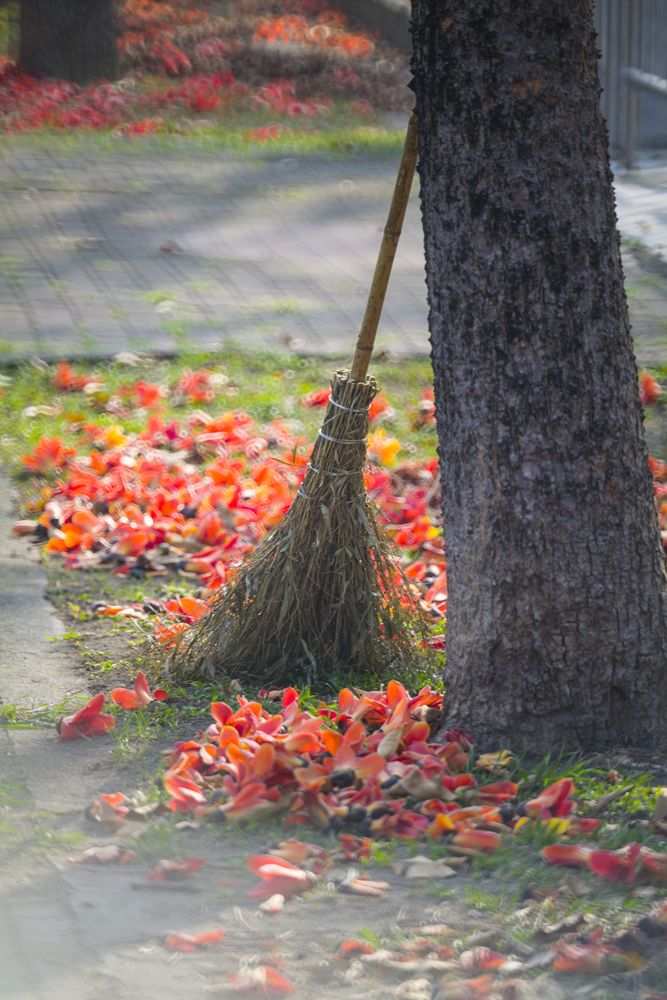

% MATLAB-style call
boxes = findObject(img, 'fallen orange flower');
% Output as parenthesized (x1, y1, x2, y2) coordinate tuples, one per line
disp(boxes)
(163, 772, 207, 812)
(368, 391, 392, 422)
(22, 436, 76, 475)
(267, 839, 328, 865)
(367, 427, 401, 466)
(426, 812, 456, 839)
(459, 946, 508, 972)
(640, 369, 662, 406)
(246, 854, 318, 900)
(524, 777, 574, 819)
(300, 387, 330, 407)
(56, 693, 115, 740)
(588, 841, 667, 884)
(541, 844, 593, 868)
(553, 928, 634, 973)
(413, 386, 436, 427)
(227, 965, 295, 996)
(110, 669, 167, 709)
(452, 830, 502, 854)
(52, 360, 101, 392)
(164, 928, 225, 952)
(147, 857, 206, 882)
(476, 780, 518, 805)
(337, 939, 376, 958)
(123, 380, 165, 409)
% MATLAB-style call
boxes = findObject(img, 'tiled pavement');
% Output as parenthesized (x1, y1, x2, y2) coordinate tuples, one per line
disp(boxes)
(0, 142, 430, 362)
(0, 139, 666, 366)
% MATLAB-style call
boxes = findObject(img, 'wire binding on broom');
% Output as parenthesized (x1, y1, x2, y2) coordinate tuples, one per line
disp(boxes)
(177, 368, 428, 688)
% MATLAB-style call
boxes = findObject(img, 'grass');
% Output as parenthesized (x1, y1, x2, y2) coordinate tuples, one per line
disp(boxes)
(0, 695, 79, 729)
(0, 347, 437, 471)
(0, 113, 408, 160)
(33, 826, 87, 851)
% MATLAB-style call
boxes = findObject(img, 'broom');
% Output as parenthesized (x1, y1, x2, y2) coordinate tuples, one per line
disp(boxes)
(184, 112, 423, 687)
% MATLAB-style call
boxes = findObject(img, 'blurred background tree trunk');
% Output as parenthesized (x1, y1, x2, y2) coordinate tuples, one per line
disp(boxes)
(20, 0, 118, 83)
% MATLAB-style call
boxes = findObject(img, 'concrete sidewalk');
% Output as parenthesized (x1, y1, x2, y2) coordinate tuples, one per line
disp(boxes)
(0, 139, 666, 365)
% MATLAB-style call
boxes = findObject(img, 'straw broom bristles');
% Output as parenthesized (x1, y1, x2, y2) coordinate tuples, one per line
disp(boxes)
(174, 113, 424, 687)
(179, 368, 427, 687)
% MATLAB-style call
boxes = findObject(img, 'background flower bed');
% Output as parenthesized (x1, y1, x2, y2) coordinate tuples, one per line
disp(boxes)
(0, 0, 412, 137)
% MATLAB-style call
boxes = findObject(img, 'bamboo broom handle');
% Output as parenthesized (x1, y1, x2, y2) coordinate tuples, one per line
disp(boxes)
(349, 110, 419, 383)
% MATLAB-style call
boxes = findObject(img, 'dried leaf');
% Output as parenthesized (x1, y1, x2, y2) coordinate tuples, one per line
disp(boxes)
(377, 727, 402, 759)
(259, 894, 285, 914)
(531, 912, 585, 946)
(591, 784, 635, 814)
(394, 978, 432, 1000)
(67, 844, 135, 865)
(147, 857, 206, 882)
(395, 856, 456, 879)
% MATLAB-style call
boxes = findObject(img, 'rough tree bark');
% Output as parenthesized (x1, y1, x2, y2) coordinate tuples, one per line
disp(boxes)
(411, 0, 667, 751)
(20, 0, 118, 84)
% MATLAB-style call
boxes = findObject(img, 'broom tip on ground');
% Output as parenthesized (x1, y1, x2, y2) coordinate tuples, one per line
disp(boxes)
(173, 371, 428, 687)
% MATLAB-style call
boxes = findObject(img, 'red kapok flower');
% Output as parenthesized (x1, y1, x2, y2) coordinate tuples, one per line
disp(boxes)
(110, 669, 167, 709)
(640, 370, 662, 406)
(22, 436, 76, 475)
(56, 693, 115, 740)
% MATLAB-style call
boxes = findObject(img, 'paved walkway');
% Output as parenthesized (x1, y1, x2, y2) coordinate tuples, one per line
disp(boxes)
(0, 138, 666, 365)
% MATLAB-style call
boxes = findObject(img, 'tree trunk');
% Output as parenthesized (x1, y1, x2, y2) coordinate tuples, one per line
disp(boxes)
(20, 0, 118, 84)
(411, 0, 667, 751)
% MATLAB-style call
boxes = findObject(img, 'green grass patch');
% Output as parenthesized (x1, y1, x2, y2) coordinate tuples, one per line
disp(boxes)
(0, 347, 437, 475)
(0, 114, 407, 160)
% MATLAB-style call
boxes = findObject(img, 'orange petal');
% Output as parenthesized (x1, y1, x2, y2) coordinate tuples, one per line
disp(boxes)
(110, 688, 141, 709)
(342, 719, 366, 748)
(355, 752, 386, 782)
(525, 777, 574, 818)
(321, 727, 343, 755)
(252, 741, 276, 778)
(386, 679, 408, 709)
(452, 830, 502, 854)
(541, 844, 593, 868)
(247, 854, 302, 877)
(228, 965, 295, 995)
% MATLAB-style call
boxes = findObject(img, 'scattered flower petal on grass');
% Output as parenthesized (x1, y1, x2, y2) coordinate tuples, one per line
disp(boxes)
(22, 436, 76, 475)
(640, 369, 662, 406)
(110, 669, 168, 708)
